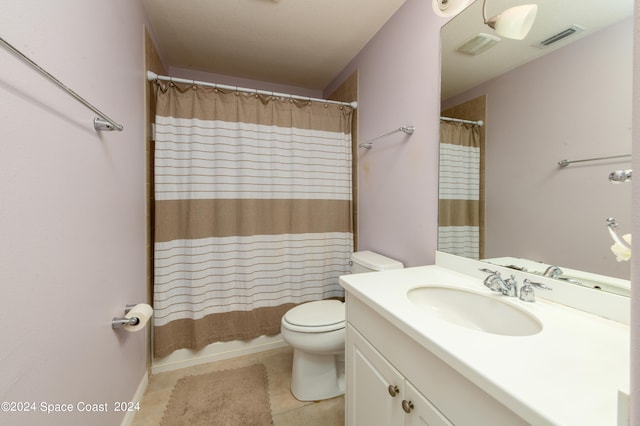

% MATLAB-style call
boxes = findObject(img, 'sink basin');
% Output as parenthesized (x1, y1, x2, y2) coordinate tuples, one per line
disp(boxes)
(407, 286, 542, 336)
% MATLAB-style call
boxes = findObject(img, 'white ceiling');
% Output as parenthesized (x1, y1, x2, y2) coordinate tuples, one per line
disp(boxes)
(441, 0, 634, 100)
(142, 0, 406, 90)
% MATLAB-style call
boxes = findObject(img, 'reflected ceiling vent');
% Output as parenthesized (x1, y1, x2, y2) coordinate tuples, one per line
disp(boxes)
(455, 33, 501, 55)
(535, 24, 584, 48)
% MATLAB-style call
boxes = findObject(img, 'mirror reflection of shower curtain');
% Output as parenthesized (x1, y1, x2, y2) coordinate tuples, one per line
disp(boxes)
(438, 121, 481, 259)
(151, 81, 354, 358)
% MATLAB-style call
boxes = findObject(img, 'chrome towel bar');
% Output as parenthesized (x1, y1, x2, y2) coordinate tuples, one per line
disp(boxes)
(0, 35, 123, 131)
(359, 125, 415, 150)
(558, 154, 630, 167)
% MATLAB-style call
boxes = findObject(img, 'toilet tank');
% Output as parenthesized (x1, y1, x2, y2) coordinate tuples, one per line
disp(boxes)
(350, 251, 404, 274)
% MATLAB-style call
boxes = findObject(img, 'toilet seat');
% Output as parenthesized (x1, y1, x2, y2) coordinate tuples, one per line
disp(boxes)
(282, 300, 345, 333)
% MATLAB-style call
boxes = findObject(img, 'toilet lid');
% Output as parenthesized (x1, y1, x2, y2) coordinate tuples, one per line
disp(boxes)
(284, 300, 344, 327)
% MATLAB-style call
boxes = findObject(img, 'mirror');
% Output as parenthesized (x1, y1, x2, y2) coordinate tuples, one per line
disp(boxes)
(439, 0, 633, 296)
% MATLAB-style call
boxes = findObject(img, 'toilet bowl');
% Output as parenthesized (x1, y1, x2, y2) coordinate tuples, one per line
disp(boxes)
(281, 300, 346, 401)
(281, 251, 403, 401)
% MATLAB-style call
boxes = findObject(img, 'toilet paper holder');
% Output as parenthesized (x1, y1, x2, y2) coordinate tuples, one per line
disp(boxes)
(112, 304, 141, 329)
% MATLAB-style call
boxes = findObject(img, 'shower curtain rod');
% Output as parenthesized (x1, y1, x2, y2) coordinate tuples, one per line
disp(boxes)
(0, 35, 123, 131)
(440, 116, 484, 126)
(147, 71, 358, 109)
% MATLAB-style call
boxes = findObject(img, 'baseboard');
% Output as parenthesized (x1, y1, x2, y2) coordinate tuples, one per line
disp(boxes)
(120, 371, 149, 426)
(151, 334, 288, 374)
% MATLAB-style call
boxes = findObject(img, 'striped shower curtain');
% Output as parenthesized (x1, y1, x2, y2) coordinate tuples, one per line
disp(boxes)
(152, 81, 354, 358)
(438, 121, 481, 259)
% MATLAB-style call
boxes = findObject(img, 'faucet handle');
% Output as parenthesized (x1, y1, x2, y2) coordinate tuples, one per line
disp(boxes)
(519, 279, 552, 303)
(544, 265, 563, 278)
(479, 268, 504, 293)
(531, 280, 552, 291)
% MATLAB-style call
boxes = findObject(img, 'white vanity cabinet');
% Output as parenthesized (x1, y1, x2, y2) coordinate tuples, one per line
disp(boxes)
(348, 323, 452, 426)
(345, 295, 528, 426)
(341, 261, 630, 425)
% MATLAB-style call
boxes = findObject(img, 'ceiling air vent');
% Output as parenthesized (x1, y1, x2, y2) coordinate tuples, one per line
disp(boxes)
(535, 24, 584, 49)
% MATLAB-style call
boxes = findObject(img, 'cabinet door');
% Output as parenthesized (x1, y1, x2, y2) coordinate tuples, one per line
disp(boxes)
(347, 325, 404, 426)
(403, 381, 453, 426)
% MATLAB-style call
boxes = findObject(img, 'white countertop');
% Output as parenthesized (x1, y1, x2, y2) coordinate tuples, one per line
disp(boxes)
(339, 264, 630, 425)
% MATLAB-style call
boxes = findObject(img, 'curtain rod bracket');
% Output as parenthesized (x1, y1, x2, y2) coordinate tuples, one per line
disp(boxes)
(94, 117, 119, 131)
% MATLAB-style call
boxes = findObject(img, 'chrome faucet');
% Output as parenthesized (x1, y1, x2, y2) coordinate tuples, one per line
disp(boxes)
(538, 265, 577, 284)
(502, 274, 518, 297)
(479, 269, 518, 297)
(543, 265, 563, 279)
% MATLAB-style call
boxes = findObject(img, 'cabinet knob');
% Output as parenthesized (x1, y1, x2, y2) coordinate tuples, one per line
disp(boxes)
(402, 400, 414, 414)
(387, 385, 399, 397)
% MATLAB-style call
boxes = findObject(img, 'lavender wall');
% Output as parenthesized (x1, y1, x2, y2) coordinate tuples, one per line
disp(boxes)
(0, 1, 148, 425)
(325, 0, 446, 268)
(443, 19, 633, 280)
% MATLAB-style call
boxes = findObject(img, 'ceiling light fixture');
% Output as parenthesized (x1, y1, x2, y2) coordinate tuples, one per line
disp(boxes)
(482, 0, 538, 40)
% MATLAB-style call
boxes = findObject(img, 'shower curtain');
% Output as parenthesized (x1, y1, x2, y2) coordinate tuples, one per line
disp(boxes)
(438, 121, 481, 259)
(152, 81, 354, 358)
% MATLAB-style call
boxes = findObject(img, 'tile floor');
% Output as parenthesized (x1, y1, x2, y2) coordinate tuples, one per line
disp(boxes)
(131, 346, 345, 425)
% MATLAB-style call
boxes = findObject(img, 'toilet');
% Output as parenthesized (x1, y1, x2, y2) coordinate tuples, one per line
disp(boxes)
(280, 250, 404, 401)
